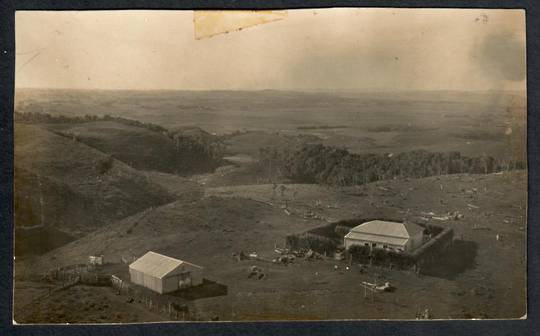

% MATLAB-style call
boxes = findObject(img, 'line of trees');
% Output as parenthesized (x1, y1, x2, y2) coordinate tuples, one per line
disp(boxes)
(260, 143, 524, 186)
(14, 111, 169, 134)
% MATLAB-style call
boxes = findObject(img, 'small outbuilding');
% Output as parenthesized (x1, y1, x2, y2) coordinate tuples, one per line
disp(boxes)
(344, 220, 424, 253)
(88, 255, 104, 266)
(129, 251, 204, 294)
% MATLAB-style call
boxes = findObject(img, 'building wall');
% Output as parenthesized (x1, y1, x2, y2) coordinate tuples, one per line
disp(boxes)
(344, 237, 405, 252)
(129, 268, 163, 294)
(161, 275, 180, 293)
(129, 263, 204, 294)
(162, 264, 204, 292)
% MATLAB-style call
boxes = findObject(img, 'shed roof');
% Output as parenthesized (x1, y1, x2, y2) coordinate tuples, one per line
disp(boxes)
(347, 220, 424, 239)
(129, 251, 202, 279)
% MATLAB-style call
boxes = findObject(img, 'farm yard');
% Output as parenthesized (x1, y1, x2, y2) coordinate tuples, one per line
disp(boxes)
(13, 89, 527, 322)
(15, 169, 526, 321)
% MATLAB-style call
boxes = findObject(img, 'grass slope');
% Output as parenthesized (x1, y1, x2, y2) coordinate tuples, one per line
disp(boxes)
(21, 171, 526, 320)
(45, 121, 187, 173)
(14, 123, 174, 254)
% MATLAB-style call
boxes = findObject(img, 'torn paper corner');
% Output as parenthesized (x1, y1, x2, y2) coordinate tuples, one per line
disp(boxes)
(193, 10, 287, 40)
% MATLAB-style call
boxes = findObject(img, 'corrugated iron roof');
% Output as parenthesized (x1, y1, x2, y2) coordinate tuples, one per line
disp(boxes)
(345, 231, 408, 246)
(348, 220, 424, 238)
(129, 251, 202, 279)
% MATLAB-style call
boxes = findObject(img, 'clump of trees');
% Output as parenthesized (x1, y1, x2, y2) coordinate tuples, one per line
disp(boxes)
(169, 129, 225, 173)
(259, 143, 523, 186)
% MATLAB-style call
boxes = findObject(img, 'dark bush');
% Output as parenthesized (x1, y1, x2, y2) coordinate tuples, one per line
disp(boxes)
(285, 234, 299, 249)
(349, 244, 370, 256)
(371, 248, 387, 263)
(334, 224, 351, 237)
(347, 245, 417, 268)
(95, 156, 114, 175)
(386, 251, 415, 268)
(309, 223, 340, 240)
(348, 245, 371, 263)
(285, 232, 340, 254)
(423, 223, 444, 236)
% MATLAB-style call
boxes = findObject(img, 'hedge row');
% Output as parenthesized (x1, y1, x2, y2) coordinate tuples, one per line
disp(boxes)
(285, 232, 340, 254)
(286, 218, 451, 270)
(347, 245, 416, 268)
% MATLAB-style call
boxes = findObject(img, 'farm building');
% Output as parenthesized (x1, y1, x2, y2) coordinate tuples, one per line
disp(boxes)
(344, 220, 424, 253)
(129, 251, 204, 294)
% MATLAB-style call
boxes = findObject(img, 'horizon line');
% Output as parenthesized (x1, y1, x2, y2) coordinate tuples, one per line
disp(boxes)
(14, 87, 526, 95)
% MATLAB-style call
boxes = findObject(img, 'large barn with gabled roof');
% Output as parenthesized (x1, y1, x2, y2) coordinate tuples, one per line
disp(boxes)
(129, 251, 204, 294)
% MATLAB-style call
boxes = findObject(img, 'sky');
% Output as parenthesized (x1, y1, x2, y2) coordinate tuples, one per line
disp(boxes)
(15, 8, 526, 92)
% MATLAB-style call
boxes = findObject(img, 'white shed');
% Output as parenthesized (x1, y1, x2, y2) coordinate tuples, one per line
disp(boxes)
(344, 220, 424, 253)
(129, 251, 204, 294)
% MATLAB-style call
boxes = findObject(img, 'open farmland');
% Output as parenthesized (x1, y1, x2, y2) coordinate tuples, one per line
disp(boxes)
(11, 5, 530, 327)
(15, 170, 526, 321)
(13, 89, 527, 322)
(16, 89, 526, 161)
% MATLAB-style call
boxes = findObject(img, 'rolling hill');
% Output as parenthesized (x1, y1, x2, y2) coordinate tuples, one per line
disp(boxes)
(42, 120, 223, 174)
(14, 123, 174, 255)
(22, 171, 526, 320)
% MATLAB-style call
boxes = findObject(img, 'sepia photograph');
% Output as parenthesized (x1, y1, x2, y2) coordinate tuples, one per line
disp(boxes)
(12, 8, 527, 323)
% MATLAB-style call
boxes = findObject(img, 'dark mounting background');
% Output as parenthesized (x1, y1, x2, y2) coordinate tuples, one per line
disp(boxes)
(1, 1, 538, 335)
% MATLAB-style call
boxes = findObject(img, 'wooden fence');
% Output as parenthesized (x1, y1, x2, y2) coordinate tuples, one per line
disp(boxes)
(110, 274, 191, 320)
(411, 227, 454, 267)
(44, 264, 195, 320)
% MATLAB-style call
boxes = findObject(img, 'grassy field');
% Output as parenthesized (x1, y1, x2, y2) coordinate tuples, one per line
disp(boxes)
(14, 284, 167, 323)
(13, 89, 527, 321)
(44, 121, 183, 173)
(14, 124, 173, 252)
(15, 171, 526, 321)
(41, 121, 222, 174)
